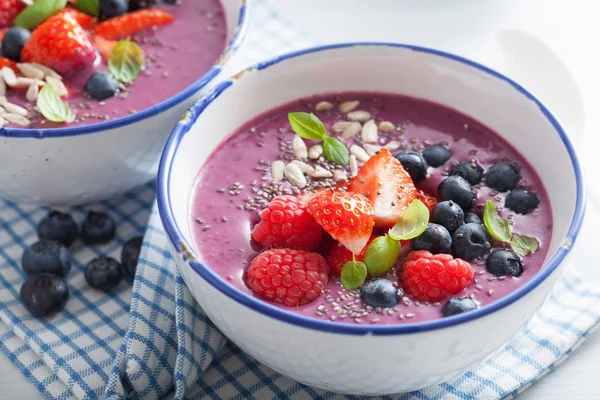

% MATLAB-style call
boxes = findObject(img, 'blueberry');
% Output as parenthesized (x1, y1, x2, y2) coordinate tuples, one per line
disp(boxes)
(81, 211, 116, 245)
(505, 189, 540, 215)
(100, 0, 128, 18)
(121, 236, 143, 282)
(360, 278, 399, 308)
(422, 144, 451, 167)
(411, 223, 452, 254)
(486, 250, 523, 277)
(21, 240, 71, 277)
(452, 223, 492, 261)
(85, 256, 123, 291)
(486, 161, 520, 192)
(464, 213, 482, 225)
(437, 176, 475, 210)
(129, 0, 157, 10)
(431, 200, 464, 233)
(20, 273, 69, 317)
(442, 297, 478, 317)
(449, 161, 484, 185)
(85, 71, 120, 100)
(37, 210, 79, 247)
(394, 151, 428, 182)
(1, 27, 30, 61)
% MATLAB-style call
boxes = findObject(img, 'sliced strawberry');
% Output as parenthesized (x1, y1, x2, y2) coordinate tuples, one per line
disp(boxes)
(306, 190, 374, 255)
(54, 8, 96, 29)
(93, 35, 117, 62)
(417, 188, 437, 212)
(0, 0, 26, 28)
(21, 13, 96, 76)
(0, 56, 17, 72)
(348, 148, 417, 229)
(0, 27, 7, 43)
(297, 183, 349, 205)
(93, 9, 174, 40)
(326, 235, 377, 276)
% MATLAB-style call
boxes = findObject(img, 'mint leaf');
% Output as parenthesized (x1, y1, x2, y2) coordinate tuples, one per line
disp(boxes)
(37, 84, 76, 123)
(340, 260, 367, 290)
(389, 199, 430, 240)
(322, 137, 349, 165)
(76, 0, 99, 17)
(364, 235, 401, 276)
(109, 41, 144, 83)
(288, 112, 327, 140)
(511, 233, 539, 257)
(483, 200, 511, 242)
(14, 0, 67, 30)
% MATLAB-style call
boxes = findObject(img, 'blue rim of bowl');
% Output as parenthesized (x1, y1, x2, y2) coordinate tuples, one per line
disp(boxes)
(157, 42, 586, 336)
(0, 0, 251, 139)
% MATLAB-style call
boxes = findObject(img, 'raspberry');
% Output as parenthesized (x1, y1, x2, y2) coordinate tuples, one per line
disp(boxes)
(251, 195, 322, 251)
(246, 249, 329, 306)
(400, 250, 473, 302)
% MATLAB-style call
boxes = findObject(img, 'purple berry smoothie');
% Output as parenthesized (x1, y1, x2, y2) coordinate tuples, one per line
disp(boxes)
(3, 0, 226, 128)
(189, 93, 553, 325)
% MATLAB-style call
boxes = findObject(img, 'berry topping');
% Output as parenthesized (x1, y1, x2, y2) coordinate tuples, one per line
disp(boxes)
(411, 223, 452, 254)
(251, 195, 323, 251)
(486, 249, 523, 277)
(100, 0, 128, 19)
(326, 235, 376, 275)
(93, 35, 118, 61)
(451, 223, 493, 261)
(21, 13, 96, 76)
(81, 211, 116, 245)
(437, 175, 475, 210)
(0, 0, 26, 29)
(401, 250, 473, 302)
(307, 190, 374, 255)
(93, 9, 175, 40)
(121, 236, 143, 282)
(21, 240, 71, 277)
(0, 56, 16, 71)
(348, 148, 417, 229)
(422, 144, 451, 167)
(1, 26, 29, 61)
(464, 213, 482, 225)
(85, 256, 124, 291)
(360, 278, 399, 308)
(442, 297, 478, 317)
(393, 150, 428, 183)
(505, 188, 540, 215)
(486, 161, 520, 192)
(431, 200, 464, 233)
(449, 161, 484, 185)
(53, 8, 95, 29)
(417, 188, 437, 212)
(129, 0, 158, 11)
(20, 273, 69, 317)
(37, 210, 79, 247)
(85, 71, 120, 100)
(246, 248, 328, 306)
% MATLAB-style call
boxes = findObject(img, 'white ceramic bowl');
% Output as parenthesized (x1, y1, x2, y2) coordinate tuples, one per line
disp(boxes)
(157, 43, 585, 395)
(0, 0, 250, 206)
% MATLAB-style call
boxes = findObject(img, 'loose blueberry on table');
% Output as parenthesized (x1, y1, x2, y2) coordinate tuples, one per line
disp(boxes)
(190, 93, 552, 324)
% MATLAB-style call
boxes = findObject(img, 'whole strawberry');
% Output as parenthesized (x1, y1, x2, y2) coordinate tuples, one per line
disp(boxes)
(401, 250, 473, 302)
(251, 195, 322, 251)
(246, 249, 329, 306)
(0, 0, 26, 29)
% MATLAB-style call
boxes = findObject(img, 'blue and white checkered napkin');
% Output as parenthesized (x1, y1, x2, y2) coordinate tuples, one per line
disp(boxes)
(1, 1, 600, 399)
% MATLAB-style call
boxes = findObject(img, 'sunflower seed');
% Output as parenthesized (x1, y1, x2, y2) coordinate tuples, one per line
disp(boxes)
(349, 155, 358, 177)
(361, 119, 378, 143)
(311, 165, 333, 178)
(17, 63, 45, 80)
(363, 143, 382, 156)
(0, 99, 28, 116)
(291, 160, 315, 175)
(346, 110, 371, 123)
(350, 145, 370, 162)
(1, 113, 30, 126)
(26, 80, 39, 101)
(284, 163, 307, 188)
(333, 169, 348, 182)
(1, 67, 17, 87)
(378, 120, 395, 133)
(292, 135, 308, 159)
(315, 101, 333, 112)
(331, 121, 352, 134)
(0, 76, 5, 96)
(271, 160, 284, 183)
(45, 76, 68, 97)
(0, 116, 5, 126)
(14, 77, 38, 88)
(308, 144, 323, 159)
(341, 121, 361, 139)
(339, 100, 360, 113)
(31, 63, 62, 80)
(384, 140, 402, 151)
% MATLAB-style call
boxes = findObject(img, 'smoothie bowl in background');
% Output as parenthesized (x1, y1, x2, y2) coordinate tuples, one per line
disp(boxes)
(0, 0, 249, 205)
(157, 43, 585, 395)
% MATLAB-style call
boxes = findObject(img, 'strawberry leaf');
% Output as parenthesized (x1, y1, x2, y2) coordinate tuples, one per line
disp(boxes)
(76, 0, 100, 17)
(322, 137, 349, 165)
(288, 112, 327, 140)
(364, 235, 401, 276)
(37, 84, 76, 123)
(510, 233, 539, 257)
(340, 260, 367, 290)
(108, 40, 144, 83)
(483, 200, 512, 242)
(388, 199, 429, 240)
(14, 0, 67, 30)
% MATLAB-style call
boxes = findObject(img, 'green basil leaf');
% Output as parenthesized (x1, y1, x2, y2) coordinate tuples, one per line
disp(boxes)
(14, 0, 67, 30)
(37, 84, 76, 123)
(288, 112, 327, 140)
(483, 200, 512, 242)
(388, 199, 430, 240)
(340, 260, 367, 290)
(322, 137, 349, 166)
(510, 233, 539, 257)
(364, 235, 401, 276)
(76, 0, 100, 17)
(108, 40, 144, 83)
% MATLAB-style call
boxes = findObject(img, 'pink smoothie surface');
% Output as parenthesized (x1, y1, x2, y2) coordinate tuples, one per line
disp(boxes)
(3, 0, 226, 129)
(189, 93, 553, 325)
